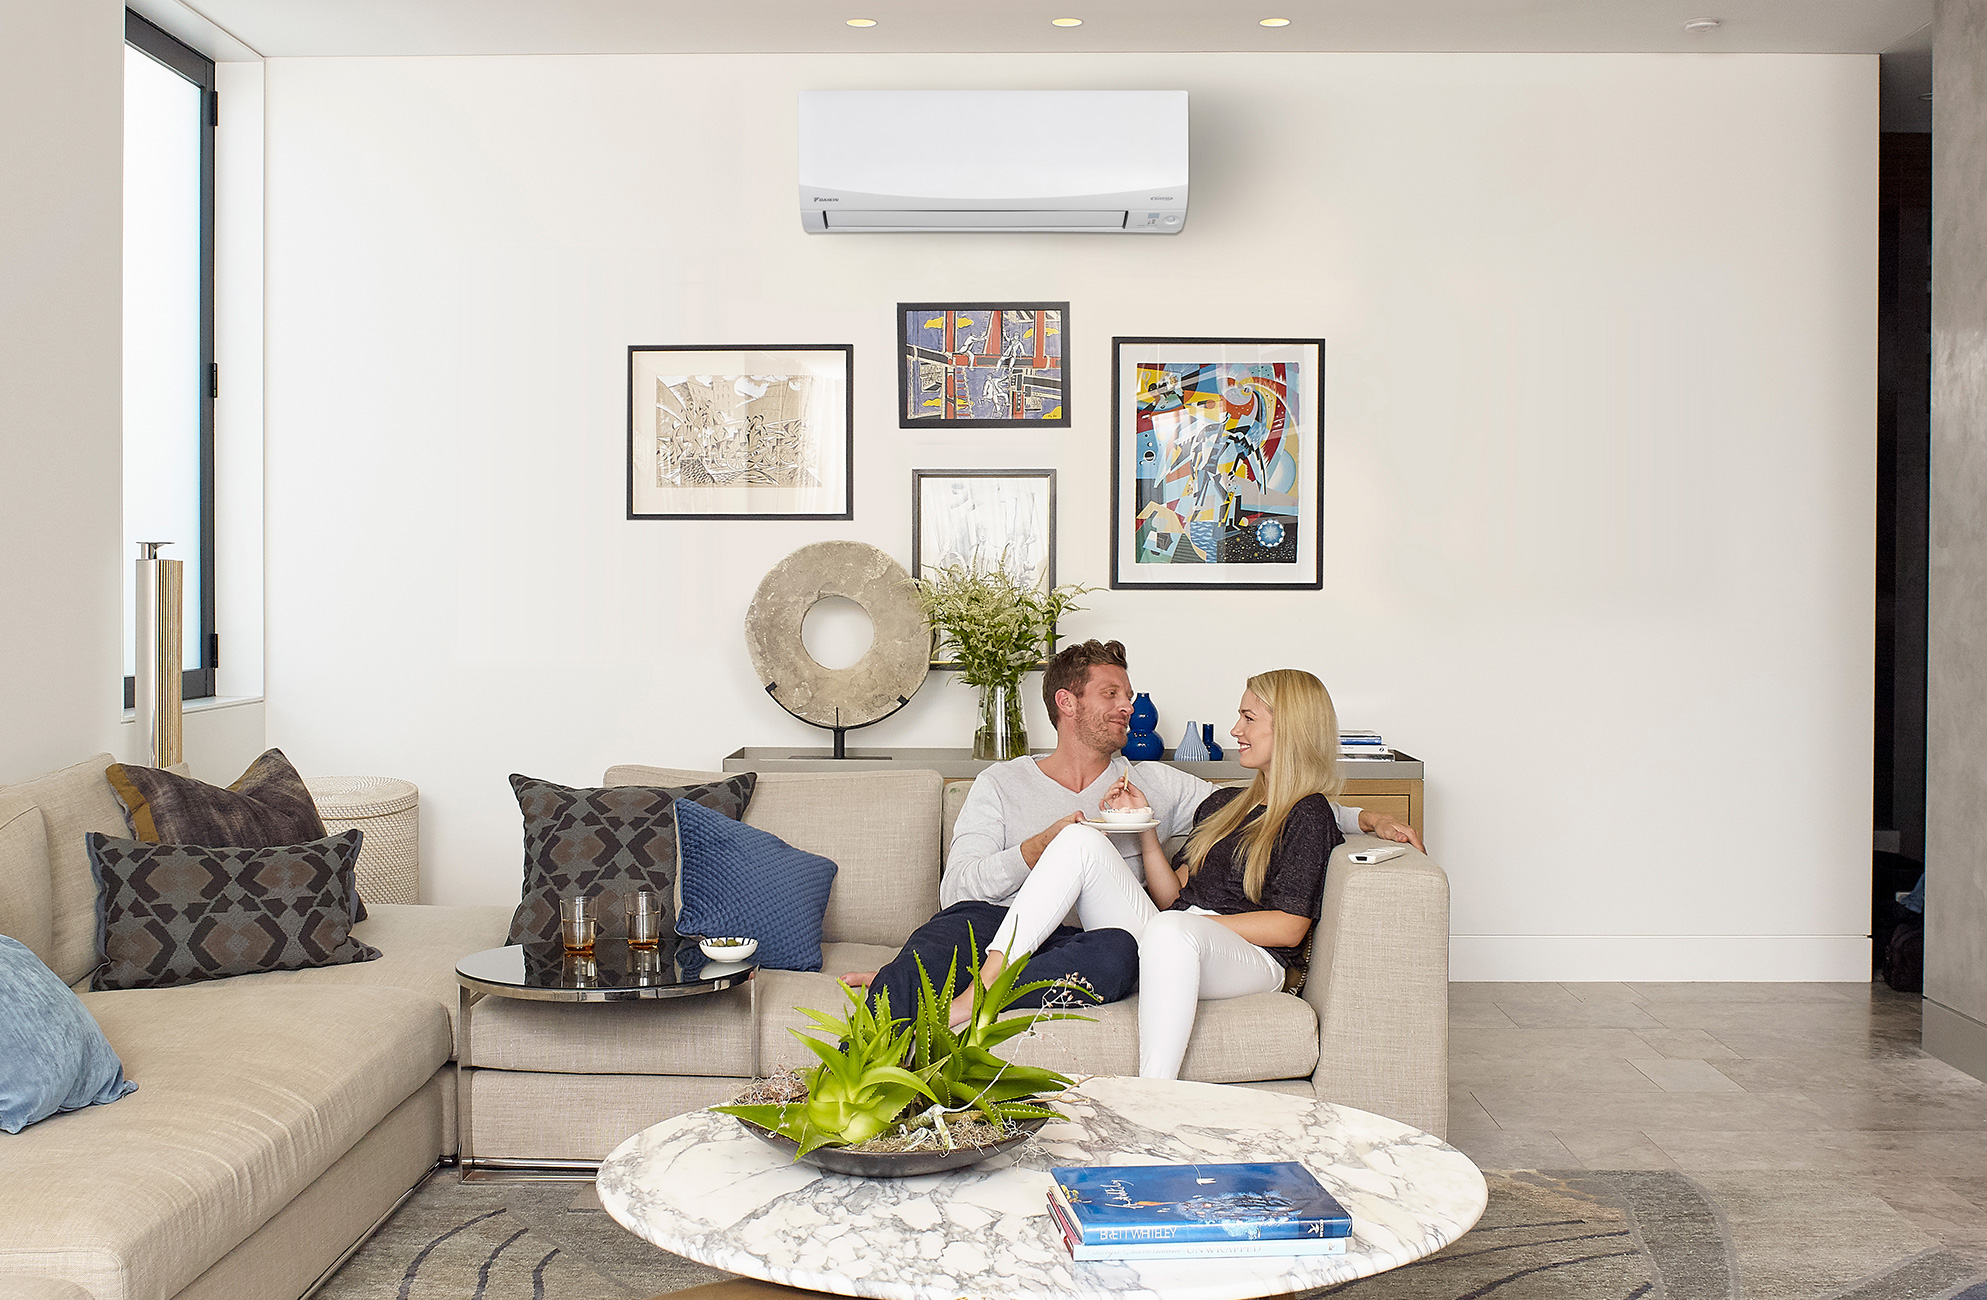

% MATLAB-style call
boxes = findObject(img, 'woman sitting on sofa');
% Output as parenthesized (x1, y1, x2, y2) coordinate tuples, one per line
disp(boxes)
(955, 667, 1344, 1080)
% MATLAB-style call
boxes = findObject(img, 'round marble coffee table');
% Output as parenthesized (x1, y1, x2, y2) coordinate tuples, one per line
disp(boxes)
(597, 1076, 1486, 1300)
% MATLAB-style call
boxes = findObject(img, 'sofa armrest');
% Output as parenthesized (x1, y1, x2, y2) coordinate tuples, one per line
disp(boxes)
(1302, 835, 1450, 1138)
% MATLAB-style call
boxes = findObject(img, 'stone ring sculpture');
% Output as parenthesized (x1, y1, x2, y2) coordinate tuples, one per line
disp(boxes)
(744, 541, 930, 755)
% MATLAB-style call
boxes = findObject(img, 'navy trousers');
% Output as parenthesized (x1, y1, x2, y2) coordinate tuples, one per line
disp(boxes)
(863, 900, 1139, 1022)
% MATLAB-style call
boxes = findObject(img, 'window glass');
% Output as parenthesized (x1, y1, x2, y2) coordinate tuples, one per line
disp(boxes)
(122, 39, 206, 681)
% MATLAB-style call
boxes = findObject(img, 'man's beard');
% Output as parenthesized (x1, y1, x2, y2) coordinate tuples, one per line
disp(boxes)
(1079, 709, 1129, 753)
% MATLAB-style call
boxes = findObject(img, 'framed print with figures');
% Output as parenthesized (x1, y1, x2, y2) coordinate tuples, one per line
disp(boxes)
(627, 344, 853, 520)
(1110, 337, 1323, 590)
(898, 303, 1068, 428)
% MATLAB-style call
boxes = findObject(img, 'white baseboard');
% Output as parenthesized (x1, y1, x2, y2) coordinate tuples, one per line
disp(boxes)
(1449, 934, 1872, 982)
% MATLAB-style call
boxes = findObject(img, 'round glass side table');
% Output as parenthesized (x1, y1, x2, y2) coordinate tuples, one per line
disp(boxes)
(454, 937, 758, 1173)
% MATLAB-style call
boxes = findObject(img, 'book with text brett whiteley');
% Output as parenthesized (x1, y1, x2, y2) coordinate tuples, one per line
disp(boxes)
(1051, 1162, 1352, 1244)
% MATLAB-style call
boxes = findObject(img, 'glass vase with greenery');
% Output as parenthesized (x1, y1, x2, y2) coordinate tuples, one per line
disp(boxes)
(912, 562, 1091, 760)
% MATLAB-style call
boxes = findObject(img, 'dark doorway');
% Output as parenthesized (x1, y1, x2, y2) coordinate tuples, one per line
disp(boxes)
(1874, 129, 1931, 961)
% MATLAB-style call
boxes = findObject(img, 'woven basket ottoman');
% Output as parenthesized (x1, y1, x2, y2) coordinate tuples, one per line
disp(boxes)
(304, 775, 420, 904)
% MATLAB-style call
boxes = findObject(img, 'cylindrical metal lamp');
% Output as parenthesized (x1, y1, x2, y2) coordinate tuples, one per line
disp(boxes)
(134, 541, 183, 769)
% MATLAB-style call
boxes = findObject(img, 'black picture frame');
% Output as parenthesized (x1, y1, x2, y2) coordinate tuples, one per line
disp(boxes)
(911, 468, 1058, 670)
(627, 344, 855, 521)
(897, 302, 1070, 429)
(1110, 336, 1326, 590)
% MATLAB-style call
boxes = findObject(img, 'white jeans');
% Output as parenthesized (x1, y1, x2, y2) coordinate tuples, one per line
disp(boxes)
(988, 824, 1285, 1080)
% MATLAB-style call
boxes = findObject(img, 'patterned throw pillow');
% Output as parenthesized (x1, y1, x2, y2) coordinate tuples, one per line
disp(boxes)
(505, 772, 758, 946)
(103, 749, 364, 923)
(85, 830, 380, 991)
(0, 935, 137, 1133)
(674, 797, 838, 972)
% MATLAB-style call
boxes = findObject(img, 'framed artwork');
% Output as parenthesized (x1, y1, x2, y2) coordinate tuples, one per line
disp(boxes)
(627, 344, 853, 520)
(898, 302, 1069, 428)
(912, 469, 1057, 668)
(1110, 337, 1324, 590)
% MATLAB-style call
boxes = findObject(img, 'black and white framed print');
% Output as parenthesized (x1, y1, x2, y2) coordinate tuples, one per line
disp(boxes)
(627, 344, 854, 520)
(1110, 337, 1324, 589)
(911, 468, 1057, 592)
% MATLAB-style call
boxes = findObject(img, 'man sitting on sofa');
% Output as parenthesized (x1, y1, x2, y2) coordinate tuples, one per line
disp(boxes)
(841, 638, 1420, 1017)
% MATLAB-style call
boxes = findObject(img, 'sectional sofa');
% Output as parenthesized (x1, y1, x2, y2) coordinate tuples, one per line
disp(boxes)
(0, 755, 1449, 1300)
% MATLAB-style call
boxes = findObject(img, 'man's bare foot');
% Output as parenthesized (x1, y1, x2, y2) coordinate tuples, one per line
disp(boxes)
(839, 971, 875, 988)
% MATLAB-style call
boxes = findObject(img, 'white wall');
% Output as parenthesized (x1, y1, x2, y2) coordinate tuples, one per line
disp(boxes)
(0, 0, 126, 784)
(0, 8, 268, 790)
(262, 52, 1877, 979)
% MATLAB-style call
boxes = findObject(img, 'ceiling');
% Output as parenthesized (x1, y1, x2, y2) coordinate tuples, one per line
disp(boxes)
(157, 0, 1932, 60)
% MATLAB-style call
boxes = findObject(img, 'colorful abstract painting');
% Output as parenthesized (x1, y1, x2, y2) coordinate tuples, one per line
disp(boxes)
(627, 345, 852, 520)
(898, 302, 1069, 428)
(1112, 339, 1323, 589)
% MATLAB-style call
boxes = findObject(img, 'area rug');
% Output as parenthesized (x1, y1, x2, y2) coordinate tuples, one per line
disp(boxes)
(313, 1170, 1987, 1300)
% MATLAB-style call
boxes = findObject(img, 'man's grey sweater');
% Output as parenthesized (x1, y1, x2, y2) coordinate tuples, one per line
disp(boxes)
(940, 754, 1364, 909)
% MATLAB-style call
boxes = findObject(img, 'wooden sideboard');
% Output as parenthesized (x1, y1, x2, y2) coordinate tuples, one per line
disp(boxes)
(722, 747, 1424, 840)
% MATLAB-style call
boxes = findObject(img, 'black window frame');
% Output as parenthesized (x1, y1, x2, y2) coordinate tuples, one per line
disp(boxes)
(123, 9, 218, 706)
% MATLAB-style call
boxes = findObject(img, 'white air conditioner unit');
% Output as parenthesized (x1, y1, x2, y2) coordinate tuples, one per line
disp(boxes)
(799, 90, 1188, 234)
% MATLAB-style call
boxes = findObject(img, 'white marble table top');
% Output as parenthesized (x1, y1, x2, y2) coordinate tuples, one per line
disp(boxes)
(597, 1076, 1487, 1300)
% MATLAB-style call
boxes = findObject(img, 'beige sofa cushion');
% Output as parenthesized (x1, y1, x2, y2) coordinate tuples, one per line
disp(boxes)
(221, 902, 514, 1057)
(467, 941, 900, 1077)
(998, 988, 1320, 1083)
(604, 766, 942, 948)
(467, 939, 1317, 1084)
(0, 754, 130, 986)
(0, 793, 54, 963)
(0, 1278, 95, 1300)
(0, 983, 450, 1300)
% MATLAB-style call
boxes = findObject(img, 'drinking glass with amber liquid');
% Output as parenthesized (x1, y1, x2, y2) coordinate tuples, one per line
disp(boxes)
(560, 896, 597, 956)
(626, 890, 664, 949)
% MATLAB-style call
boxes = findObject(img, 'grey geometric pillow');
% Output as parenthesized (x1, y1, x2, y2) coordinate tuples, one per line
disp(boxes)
(505, 772, 757, 946)
(85, 829, 379, 991)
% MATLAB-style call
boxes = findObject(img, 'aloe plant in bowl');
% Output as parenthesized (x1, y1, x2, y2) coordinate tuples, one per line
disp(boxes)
(715, 935, 1095, 1175)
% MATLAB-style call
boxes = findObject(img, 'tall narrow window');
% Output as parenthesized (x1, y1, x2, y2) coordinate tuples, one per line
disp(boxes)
(123, 10, 216, 704)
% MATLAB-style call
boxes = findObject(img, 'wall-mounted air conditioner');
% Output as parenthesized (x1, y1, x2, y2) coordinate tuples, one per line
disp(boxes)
(798, 90, 1189, 234)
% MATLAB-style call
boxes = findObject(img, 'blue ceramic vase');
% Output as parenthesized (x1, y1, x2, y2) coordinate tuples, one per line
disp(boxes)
(1203, 723, 1224, 761)
(1122, 693, 1163, 760)
(1175, 721, 1210, 762)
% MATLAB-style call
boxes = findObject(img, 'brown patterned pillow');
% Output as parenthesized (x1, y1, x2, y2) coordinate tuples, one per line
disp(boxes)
(506, 772, 757, 946)
(85, 830, 379, 991)
(104, 748, 362, 923)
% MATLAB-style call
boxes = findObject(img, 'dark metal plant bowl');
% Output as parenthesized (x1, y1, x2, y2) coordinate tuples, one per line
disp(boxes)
(735, 1115, 1049, 1178)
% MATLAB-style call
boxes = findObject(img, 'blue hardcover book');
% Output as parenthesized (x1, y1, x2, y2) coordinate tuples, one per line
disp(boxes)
(1051, 1162, 1352, 1244)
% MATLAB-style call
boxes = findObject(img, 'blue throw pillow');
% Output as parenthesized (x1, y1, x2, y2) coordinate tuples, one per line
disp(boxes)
(0, 935, 137, 1134)
(674, 798, 838, 972)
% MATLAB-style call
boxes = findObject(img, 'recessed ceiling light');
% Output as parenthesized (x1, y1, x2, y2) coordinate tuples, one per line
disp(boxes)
(1051, 17, 1084, 26)
(845, 17, 876, 26)
(1259, 17, 1291, 26)
(1682, 17, 1722, 33)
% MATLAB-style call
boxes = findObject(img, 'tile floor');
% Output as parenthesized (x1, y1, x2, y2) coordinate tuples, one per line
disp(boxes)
(1441, 981, 1987, 1260)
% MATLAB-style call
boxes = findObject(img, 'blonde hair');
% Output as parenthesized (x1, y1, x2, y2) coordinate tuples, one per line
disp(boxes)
(1181, 669, 1342, 904)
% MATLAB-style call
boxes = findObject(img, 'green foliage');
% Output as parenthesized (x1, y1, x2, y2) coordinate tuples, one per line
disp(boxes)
(908, 934, 1098, 1130)
(714, 985, 937, 1156)
(913, 561, 1093, 690)
(714, 933, 1098, 1157)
